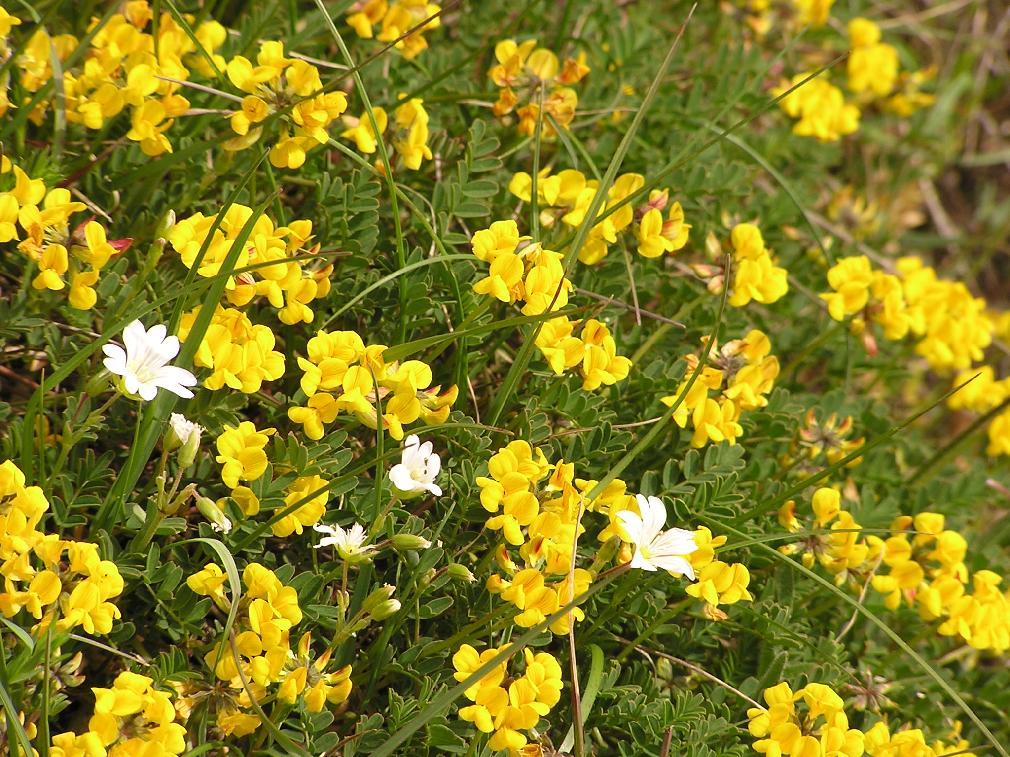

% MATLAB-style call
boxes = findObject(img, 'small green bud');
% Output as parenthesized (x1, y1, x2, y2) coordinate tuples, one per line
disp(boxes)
(361, 584, 396, 615)
(390, 533, 432, 551)
(370, 599, 402, 621)
(84, 370, 112, 397)
(195, 495, 232, 534)
(447, 563, 476, 583)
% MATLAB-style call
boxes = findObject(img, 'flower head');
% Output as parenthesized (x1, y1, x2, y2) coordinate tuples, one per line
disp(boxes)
(389, 434, 442, 498)
(102, 320, 197, 401)
(313, 522, 375, 562)
(616, 495, 698, 578)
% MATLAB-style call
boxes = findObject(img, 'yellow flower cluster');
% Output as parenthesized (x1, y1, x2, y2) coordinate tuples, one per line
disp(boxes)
(748, 681, 864, 757)
(489, 39, 589, 136)
(477, 442, 592, 635)
(4, 3, 232, 154)
(848, 18, 935, 114)
(791, 0, 834, 27)
(223, 41, 349, 168)
(215, 421, 275, 489)
(775, 10, 933, 141)
(535, 316, 632, 391)
(452, 644, 563, 753)
(288, 329, 457, 441)
(872, 514, 1009, 654)
(775, 72, 860, 143)
(728, 223, 789, 308)
(178, 306, 286, 393)
(169, 203, 333, 324)
(469, 220, 633, 391)
(341, 97, 434, 170)
(187, 562, 351, 736)
(783, 489, 1010, 654)
(0, 460, 123, 635)
(821, 255, 1010, 454)
(51, 671, 186, 757)
(661, 329, 780, 448)
(822, 255, 996, 371)
(747, 680, 975, 757)
(2, 160, 127, 310)
(779, 487, 874, 587)
(346, 0, 442, 60)
(508, 170, 680, 265)
(847, 18, 898, 100)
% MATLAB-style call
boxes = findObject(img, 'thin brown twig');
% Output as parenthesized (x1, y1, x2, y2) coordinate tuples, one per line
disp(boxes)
(660, 726, 674, 757)
(617, 636, 765, 710)
(575, 288, 685, 328)
(567, 499, 586, 756)
(834, 554, 884, 643)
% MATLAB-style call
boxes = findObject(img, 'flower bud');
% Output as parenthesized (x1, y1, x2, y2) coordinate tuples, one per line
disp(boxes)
(390, 533, 432, 551)
(361, 584, 396, 616)
(84, 369, 113, 398)
(156, 208, 176, 239)
(446, 563, 476, 583)
(167, 413, 203, 467)
(370, 599, 402, 621)
(196, 496, 232, 534)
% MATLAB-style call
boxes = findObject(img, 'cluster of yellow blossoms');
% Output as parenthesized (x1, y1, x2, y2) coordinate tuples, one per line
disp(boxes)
(508, 170, 684, 265)
(341, 96, 434, 170)
(346, 0, 442, 60)
(470, 220, 632, 391)
(747, 680, 973, 757)
(2, 160, 127, 311)
(477, 442, 752, 634)
(51, 672, 186, 757)
(2, 3, 219, 154)
(820, 254, 1010, 456)
(288, 329, 456, 441)
(452, 644, 563, 754)
(477, 441, 591, 634)
(212, 423, 332, 537)
(489, 39, 589, 136)
(954, 367, 1010, 457)
(169, 203, 333, 324)
(187, 562, 352, 737)
(0, 460, 123, 635)
(178, 305, 286, 394)
(774, 14, 932, 142)
(782, 488, 1010, 654)
(662, 329, 780, 448)
(727, 223, 789, 308)
(223, 41, 349, 168)
(0, 4, 428, 170)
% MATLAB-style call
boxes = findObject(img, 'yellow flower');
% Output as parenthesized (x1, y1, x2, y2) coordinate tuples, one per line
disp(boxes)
(215, 421, 276, 489)
(776, 73, 860, 142)
(847, 18, 899, 99)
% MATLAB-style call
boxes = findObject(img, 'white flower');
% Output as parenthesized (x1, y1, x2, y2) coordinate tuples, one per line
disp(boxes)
(616, 494, 698, 578)
(102, 320, 197, 401)
(313, 522, 375, 562)
(388, 434, 442, 498)
(211, 514, 233, 534)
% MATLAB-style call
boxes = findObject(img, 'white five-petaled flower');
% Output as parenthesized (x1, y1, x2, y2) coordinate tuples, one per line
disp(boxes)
(616, 494, 698, 579)
(313, 522, 375, 562)
(388, 434, 442, 498)
(102, 320, 197, 401)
